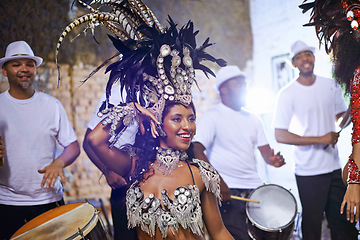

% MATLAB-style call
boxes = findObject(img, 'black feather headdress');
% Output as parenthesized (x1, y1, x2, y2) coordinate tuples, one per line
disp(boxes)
(300, 0, 360, 91)
(57, 0, 226, 115)
(102, 17, 227, 112)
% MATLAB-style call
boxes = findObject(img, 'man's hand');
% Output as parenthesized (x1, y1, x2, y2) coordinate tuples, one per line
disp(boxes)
(270, 150, 285, 168)
(38, 159, 65, 188)
(0, 136, 4, 158)
(322, 131, 339, 148)
(258, 145, 285, 167)
(220, 179, 231, 201)
(0, 136, 4, 166)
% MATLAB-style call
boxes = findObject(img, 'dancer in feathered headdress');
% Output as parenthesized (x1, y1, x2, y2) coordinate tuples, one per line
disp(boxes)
(58, 0, 233, 239)
(300, 0, 360, 224)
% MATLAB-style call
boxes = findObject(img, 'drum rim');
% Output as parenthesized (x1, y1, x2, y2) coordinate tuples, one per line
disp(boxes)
(10, 202, 98, 240)
(66, 209, 99, 240)
(245, 184, 298, 232)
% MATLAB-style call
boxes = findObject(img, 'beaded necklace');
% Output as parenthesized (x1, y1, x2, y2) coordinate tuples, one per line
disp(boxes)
(156, 146, 188, 175)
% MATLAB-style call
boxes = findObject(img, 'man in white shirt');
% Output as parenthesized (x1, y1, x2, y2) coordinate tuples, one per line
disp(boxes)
(0, 41, 80, 239)
(193, 65, 285, 240)
(273, 40, 357, 240)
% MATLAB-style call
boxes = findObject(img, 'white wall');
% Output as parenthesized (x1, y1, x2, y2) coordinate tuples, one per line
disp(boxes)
(251, 0, 333, 88)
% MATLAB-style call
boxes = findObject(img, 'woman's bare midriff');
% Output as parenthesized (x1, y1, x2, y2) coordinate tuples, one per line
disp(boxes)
(136, 227, 206, 240)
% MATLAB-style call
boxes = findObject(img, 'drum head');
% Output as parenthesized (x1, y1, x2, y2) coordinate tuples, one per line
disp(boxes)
(11, 202, 98, 240)
(246, 184, 297, 231)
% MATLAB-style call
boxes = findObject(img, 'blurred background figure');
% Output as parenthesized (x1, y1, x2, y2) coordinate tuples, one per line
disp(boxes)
(83, 84, 138, 240)
(193, 65, 285, 240)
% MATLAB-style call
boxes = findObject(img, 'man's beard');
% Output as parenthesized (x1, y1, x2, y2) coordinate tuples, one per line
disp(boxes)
(299, 69, 314, 77)
(18, 80, 33, 89)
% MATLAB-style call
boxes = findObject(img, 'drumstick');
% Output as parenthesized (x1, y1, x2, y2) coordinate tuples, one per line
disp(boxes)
(230, 195, 260, 204)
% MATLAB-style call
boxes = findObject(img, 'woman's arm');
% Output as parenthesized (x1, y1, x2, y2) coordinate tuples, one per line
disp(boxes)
(340, 68, 360, 223)
(84, 128, 128, 188)
(341, 142, 360, 223)
(86, 120, 133, 177)
(86, 102, 160, 177)
(201, 190, 234, 240)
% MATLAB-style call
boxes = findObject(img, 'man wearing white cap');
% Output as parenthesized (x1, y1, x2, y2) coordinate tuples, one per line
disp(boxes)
(193, 65, 285, 240)
(273, 40, 357, 239)
(0, 41, 80, 239)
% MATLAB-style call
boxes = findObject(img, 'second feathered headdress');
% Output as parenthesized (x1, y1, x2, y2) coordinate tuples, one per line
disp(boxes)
(299, 0, 360, 91)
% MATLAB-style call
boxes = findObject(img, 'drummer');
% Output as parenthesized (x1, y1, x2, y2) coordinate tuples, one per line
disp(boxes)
(0, 41, 80, 239)
(193, 65, 285, 240)
(273, 40, 357, 239)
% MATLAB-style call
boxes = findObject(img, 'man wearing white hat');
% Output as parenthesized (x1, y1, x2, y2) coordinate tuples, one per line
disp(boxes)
(273, 40, 357, 239)
(193, 65, 285, 240)
(0, 41, 80, 239)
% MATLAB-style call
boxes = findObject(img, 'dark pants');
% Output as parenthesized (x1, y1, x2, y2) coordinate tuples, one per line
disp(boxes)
(0, 198, 64, 240)
(296, 169, 358, 240)
(220, 188, 253, 240)
(110, 187, 137, 240)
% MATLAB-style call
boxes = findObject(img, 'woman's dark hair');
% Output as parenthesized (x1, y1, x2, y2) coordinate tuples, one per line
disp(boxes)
(131, 101, 196, 183)
(131, 120, 159, 183)
(333, 31, 360, 92)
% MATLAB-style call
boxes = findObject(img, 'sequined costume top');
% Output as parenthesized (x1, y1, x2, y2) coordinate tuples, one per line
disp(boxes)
(351, 67, 360, 145)
(348, 66, 360, 183)
(126, 158, 221, 238)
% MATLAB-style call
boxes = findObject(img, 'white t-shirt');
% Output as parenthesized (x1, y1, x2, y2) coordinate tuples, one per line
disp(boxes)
(87, 84, 138, 147)
(0, 90, 77, 205)
(273, 76, 347, 176)
(193, 103, 269, 189)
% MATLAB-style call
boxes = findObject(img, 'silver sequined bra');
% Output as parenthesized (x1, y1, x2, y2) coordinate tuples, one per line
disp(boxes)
(126, 158, 221, 238)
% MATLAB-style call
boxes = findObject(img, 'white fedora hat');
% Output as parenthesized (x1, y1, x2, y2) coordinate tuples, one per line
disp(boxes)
(0, 41, 43, 68)
(290, 40, 315, 59)
(215, 65, 246, 92)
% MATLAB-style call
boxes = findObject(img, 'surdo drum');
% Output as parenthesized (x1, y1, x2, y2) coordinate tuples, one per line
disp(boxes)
(10, 202, 110, 240)
(246, 184, 297, 240)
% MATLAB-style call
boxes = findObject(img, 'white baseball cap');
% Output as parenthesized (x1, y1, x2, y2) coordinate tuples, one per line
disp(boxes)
(215, 65, 246, 92)
(0, 41, 43, 68)
(290, 40, 315, 59)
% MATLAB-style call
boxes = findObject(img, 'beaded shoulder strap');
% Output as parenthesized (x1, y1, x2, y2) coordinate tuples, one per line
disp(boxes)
(190, 158, 222, 204)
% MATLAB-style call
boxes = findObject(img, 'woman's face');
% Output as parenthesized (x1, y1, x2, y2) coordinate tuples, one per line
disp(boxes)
(160, 104, 196, 151)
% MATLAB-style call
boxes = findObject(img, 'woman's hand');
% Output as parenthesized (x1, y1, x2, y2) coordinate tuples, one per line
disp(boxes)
(130, 102, 160, 138)
(105, 170, 128, 189)
(340, 184, 360, 223)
